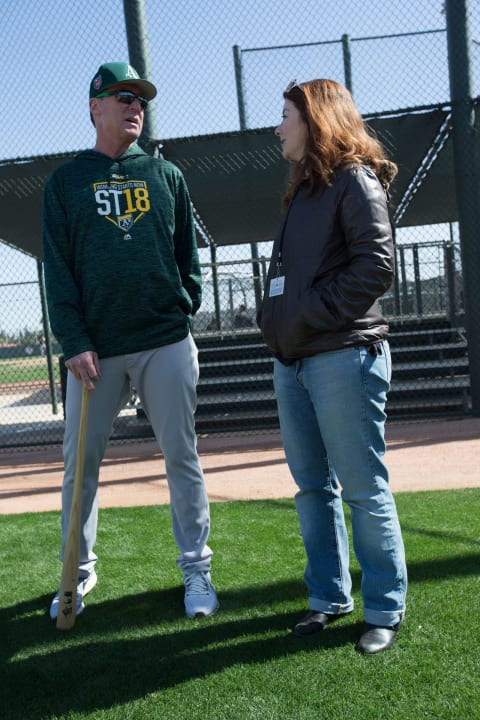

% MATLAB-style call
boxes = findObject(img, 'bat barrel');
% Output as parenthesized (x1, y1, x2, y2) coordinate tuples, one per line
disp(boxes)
(56, 385, 90, 630)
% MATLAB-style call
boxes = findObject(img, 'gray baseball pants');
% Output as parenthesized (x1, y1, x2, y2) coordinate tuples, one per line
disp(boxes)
(60, 333, 213, 576)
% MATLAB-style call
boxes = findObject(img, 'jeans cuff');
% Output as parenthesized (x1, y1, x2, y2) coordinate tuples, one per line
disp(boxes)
(309, 597, 354, 615)
(364, 608, 405, 627)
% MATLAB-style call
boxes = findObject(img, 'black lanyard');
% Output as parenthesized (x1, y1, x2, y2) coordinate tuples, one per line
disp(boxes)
(275, 190, 298, 278)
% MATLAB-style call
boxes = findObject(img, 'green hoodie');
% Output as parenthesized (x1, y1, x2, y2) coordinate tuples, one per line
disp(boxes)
(42, 145, 201, 361)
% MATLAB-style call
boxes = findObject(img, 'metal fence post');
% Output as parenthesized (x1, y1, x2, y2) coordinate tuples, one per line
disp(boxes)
(342, 34, 353, 94)
(446, 0, 480, 415)
(233, 45, 248, 130)
(399, 246, 409, 314)
(210, 243, 222, 331)
(38, 260, 58, 415)
(412, 245, 423, 316)
(123, 0, 158, 154)
(233, 44, 263, 313)
(444, 242, 457, 325)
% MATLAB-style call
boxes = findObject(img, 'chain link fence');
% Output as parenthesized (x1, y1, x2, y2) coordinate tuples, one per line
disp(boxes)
(1, 0, 479, 449)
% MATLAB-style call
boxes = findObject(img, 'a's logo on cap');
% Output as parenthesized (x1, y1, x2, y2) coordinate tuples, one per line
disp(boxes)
(93, 74, 102, 91)
(126, 65, 138, 79)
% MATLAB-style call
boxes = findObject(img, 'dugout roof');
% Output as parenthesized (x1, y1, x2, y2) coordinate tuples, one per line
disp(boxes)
(0, 102, 478, 260)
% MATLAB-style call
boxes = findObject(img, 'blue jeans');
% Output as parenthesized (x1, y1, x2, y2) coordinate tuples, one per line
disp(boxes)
(273, 341, 407, 626)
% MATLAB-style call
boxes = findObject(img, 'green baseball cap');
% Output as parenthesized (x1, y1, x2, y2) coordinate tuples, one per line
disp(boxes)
(89, 62, 157, 100)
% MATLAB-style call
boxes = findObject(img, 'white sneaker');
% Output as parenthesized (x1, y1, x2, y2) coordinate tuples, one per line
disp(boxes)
(183, 570, 219, 619)
(49, 570, 97, 620)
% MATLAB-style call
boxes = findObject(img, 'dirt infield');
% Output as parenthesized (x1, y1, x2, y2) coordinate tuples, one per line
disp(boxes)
(1, 415, 479, 515)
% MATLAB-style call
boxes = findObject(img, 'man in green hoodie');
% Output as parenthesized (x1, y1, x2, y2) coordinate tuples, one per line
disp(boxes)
(43, 62, 219, 621)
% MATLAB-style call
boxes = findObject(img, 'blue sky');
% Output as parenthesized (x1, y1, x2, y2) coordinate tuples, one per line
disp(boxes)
(2, 0, 474, 159)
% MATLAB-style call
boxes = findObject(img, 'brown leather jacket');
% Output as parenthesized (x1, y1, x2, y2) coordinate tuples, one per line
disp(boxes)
(258, 164, 394, 363)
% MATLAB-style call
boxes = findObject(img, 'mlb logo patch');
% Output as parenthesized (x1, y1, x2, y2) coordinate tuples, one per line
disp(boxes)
(93, 74, 102, 91)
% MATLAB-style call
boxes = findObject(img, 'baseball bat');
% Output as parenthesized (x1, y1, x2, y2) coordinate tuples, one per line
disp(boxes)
(56, 384, 90, 630)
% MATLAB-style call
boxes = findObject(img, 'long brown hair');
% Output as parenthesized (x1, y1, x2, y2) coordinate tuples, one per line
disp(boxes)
(282, 78, 397, 207)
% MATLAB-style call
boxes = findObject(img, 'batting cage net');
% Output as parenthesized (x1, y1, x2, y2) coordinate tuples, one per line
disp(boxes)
(1, 0, 479, 448)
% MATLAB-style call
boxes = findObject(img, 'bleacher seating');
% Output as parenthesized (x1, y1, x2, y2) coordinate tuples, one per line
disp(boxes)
(136, 317, 470, 434)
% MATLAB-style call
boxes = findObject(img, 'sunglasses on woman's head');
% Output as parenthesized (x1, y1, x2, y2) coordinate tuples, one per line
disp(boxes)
(96, 89, 149, 110)
(285, 79, 304, 93)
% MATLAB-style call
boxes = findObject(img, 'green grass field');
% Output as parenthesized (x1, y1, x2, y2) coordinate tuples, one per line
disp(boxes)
(0, 356, 60, 385)
(1, 490, 479, 720)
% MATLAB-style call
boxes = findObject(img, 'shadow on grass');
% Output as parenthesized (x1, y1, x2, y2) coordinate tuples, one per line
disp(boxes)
(401, 522, 480, 547)
(0, 581, 362, 720)
(1, 548, 479, 719)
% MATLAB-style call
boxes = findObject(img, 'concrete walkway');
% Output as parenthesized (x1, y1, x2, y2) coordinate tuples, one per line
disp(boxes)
(0, 416, 479, 515)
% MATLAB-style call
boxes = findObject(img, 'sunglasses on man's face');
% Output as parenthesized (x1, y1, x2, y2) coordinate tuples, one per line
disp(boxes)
(96, 89, 149, 110)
